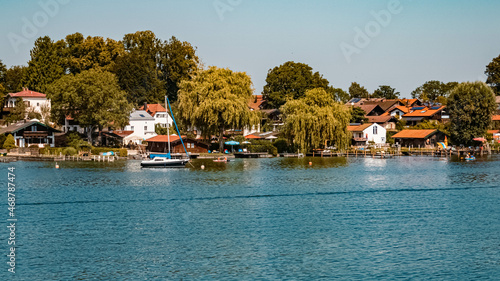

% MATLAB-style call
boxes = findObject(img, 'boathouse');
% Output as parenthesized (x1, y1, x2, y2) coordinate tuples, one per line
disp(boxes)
(392, 129, 447, 148)
(145, 135, 209, 154)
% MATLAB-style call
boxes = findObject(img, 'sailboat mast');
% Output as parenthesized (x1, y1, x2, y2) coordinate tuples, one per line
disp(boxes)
(166, 96, 170, 153)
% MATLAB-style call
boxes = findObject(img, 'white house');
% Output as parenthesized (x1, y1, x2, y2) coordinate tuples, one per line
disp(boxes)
(123, 110, 157, 143)
(140, 103, 173, 129)
(4, 88, 51, 117)
(347, 123, 386, 146)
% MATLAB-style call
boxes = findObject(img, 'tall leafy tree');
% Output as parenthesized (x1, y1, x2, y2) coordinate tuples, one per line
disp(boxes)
(160, 36, 199, 102)
(411, 81, 458, 104)
(22, 36, 65, 93)
(0, 59, 6, 97)
(350, 107, 368, 124)
(282, 88, 351, 152)
(372, 85, 400, 99)
(64, 32, 125, 74)
(330, 87, 349, 103)
(177, 66, 258, 151)
(46, 69, 133, 144)
(485, 54, 500, 95)
(447, 81, 496, 146)
(114, 30, 165, 105)
(3, 66, 27, 93)
(348, 82, 370, 99)
(262, 61, 330, 109)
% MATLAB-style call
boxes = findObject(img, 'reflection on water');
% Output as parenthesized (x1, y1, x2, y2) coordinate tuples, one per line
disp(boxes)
(7, 155, 500, 280)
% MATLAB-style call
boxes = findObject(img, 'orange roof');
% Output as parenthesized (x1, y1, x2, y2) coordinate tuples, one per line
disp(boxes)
(245, 134, 262, 139)
(366, 116, 393, 123)
(399, 98, 419, 106)
(392, 129, 437, 139)
(488, 130, 500, 134)
(140, 104, 167, 117)
(248, 95, 265, 111)
(8, 88, 46, 98)
(403, 106, 445, 117)
(113, 130, 134, 138)
(146, 135, 185, 142)
(347, 123, 373, 132)
(492, 115, 500, 121)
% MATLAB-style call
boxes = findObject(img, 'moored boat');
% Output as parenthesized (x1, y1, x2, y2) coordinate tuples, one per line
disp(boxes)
(140, 157, 188, 167)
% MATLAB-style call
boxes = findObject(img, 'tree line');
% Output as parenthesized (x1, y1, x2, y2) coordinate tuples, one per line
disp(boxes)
(1, 32, 500, 150)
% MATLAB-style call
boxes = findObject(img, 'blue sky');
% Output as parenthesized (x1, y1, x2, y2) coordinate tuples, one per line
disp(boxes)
(1, 0, 499, 97)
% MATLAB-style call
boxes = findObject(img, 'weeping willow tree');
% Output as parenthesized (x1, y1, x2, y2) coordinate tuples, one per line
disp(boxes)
(282, 88, 351, 152)
(177, 66, 259, 151)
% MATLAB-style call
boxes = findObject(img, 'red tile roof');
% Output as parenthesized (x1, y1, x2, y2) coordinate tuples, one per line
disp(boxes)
(8, 88, 46, 98)
(403, 106, 445, 117)
(488, 130, 500, 134)
(248, 95, 265, 111)
(245, 134, 263, 139)
(146, 135, 185, 142)
(392, 129, 437, 139)
(140, 104, 167, 117)
(347, 123, 373, 132)
(366, 116, 394, 123)
(492, 115, 500, 121)
(113, 130, 134, 138)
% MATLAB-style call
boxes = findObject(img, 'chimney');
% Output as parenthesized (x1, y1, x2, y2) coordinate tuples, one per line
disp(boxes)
(144, 102, 148, 111)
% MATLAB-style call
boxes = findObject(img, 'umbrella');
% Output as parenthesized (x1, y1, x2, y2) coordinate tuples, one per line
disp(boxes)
(473, 137, 487, 142)
(224, 140, 240, 153)
(241, 141, 251, 144)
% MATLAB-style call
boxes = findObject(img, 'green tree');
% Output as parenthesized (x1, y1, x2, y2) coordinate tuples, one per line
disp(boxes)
(160, 36, 199, 102)
(3, 66, 27, 92)
(485, 54, 500, 95)
(0, 134, 6, 149)
(348, 82, 370, 99)
(22, 36, 65, 93)
(177, 66, 258, 151)
(330, 87, 349, 103)
(0, 59, 6, 98)
(46, 68, 133, 145)
(262, 61, 330, 109)
(411, 81, 458, 103)
(3, 134, 16, 150)
(5, 98, 27, 124)
(114, 31, 165, 105)
(372, 85, 400, 99)
(350, 106, 368, 123)
(282, 88, 351, 152)
(64, 32, 125, 74)
(447, 81, 496, 146)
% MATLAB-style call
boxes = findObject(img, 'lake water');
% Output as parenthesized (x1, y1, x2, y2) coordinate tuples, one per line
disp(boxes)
(3, 155, 500, 280)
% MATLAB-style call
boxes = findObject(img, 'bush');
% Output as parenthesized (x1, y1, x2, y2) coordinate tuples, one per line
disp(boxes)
(0, 134, 6, 149)
(273, 139, 290, 153)
(91, 147, 120, 155)
(62, 147, 77, 156)
(3, 134, 16, 150)
(118, 148, 128, 157)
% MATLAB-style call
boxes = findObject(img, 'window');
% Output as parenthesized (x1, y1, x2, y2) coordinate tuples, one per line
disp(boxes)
(131, 126, 134, 130)
(37, 103, 40, 106)
(144, 126, 147, 131)
(373, 126, 378, 135)
(32, 126, 37, 132)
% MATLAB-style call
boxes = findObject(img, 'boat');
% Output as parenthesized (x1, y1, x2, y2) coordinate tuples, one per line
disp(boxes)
(140, 157, 189, 167)
(141, 96, 190, 168)
(465, 155, 476, 161)
(213, 157, 230, 162)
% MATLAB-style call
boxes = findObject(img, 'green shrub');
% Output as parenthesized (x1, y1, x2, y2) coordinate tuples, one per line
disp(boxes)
(0, 134, 6, 149)
(3, 134, 16, 150)
(62, 147, 77, 156)
(118, 148, 128, 157)
(91, 147, 120, 155)
(273, 139, 290, 153)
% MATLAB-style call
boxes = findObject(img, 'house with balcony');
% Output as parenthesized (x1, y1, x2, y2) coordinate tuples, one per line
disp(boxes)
(347, 123, 386, 146)
(0, 120, 59, 147)
(3, 88, 51, 121)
